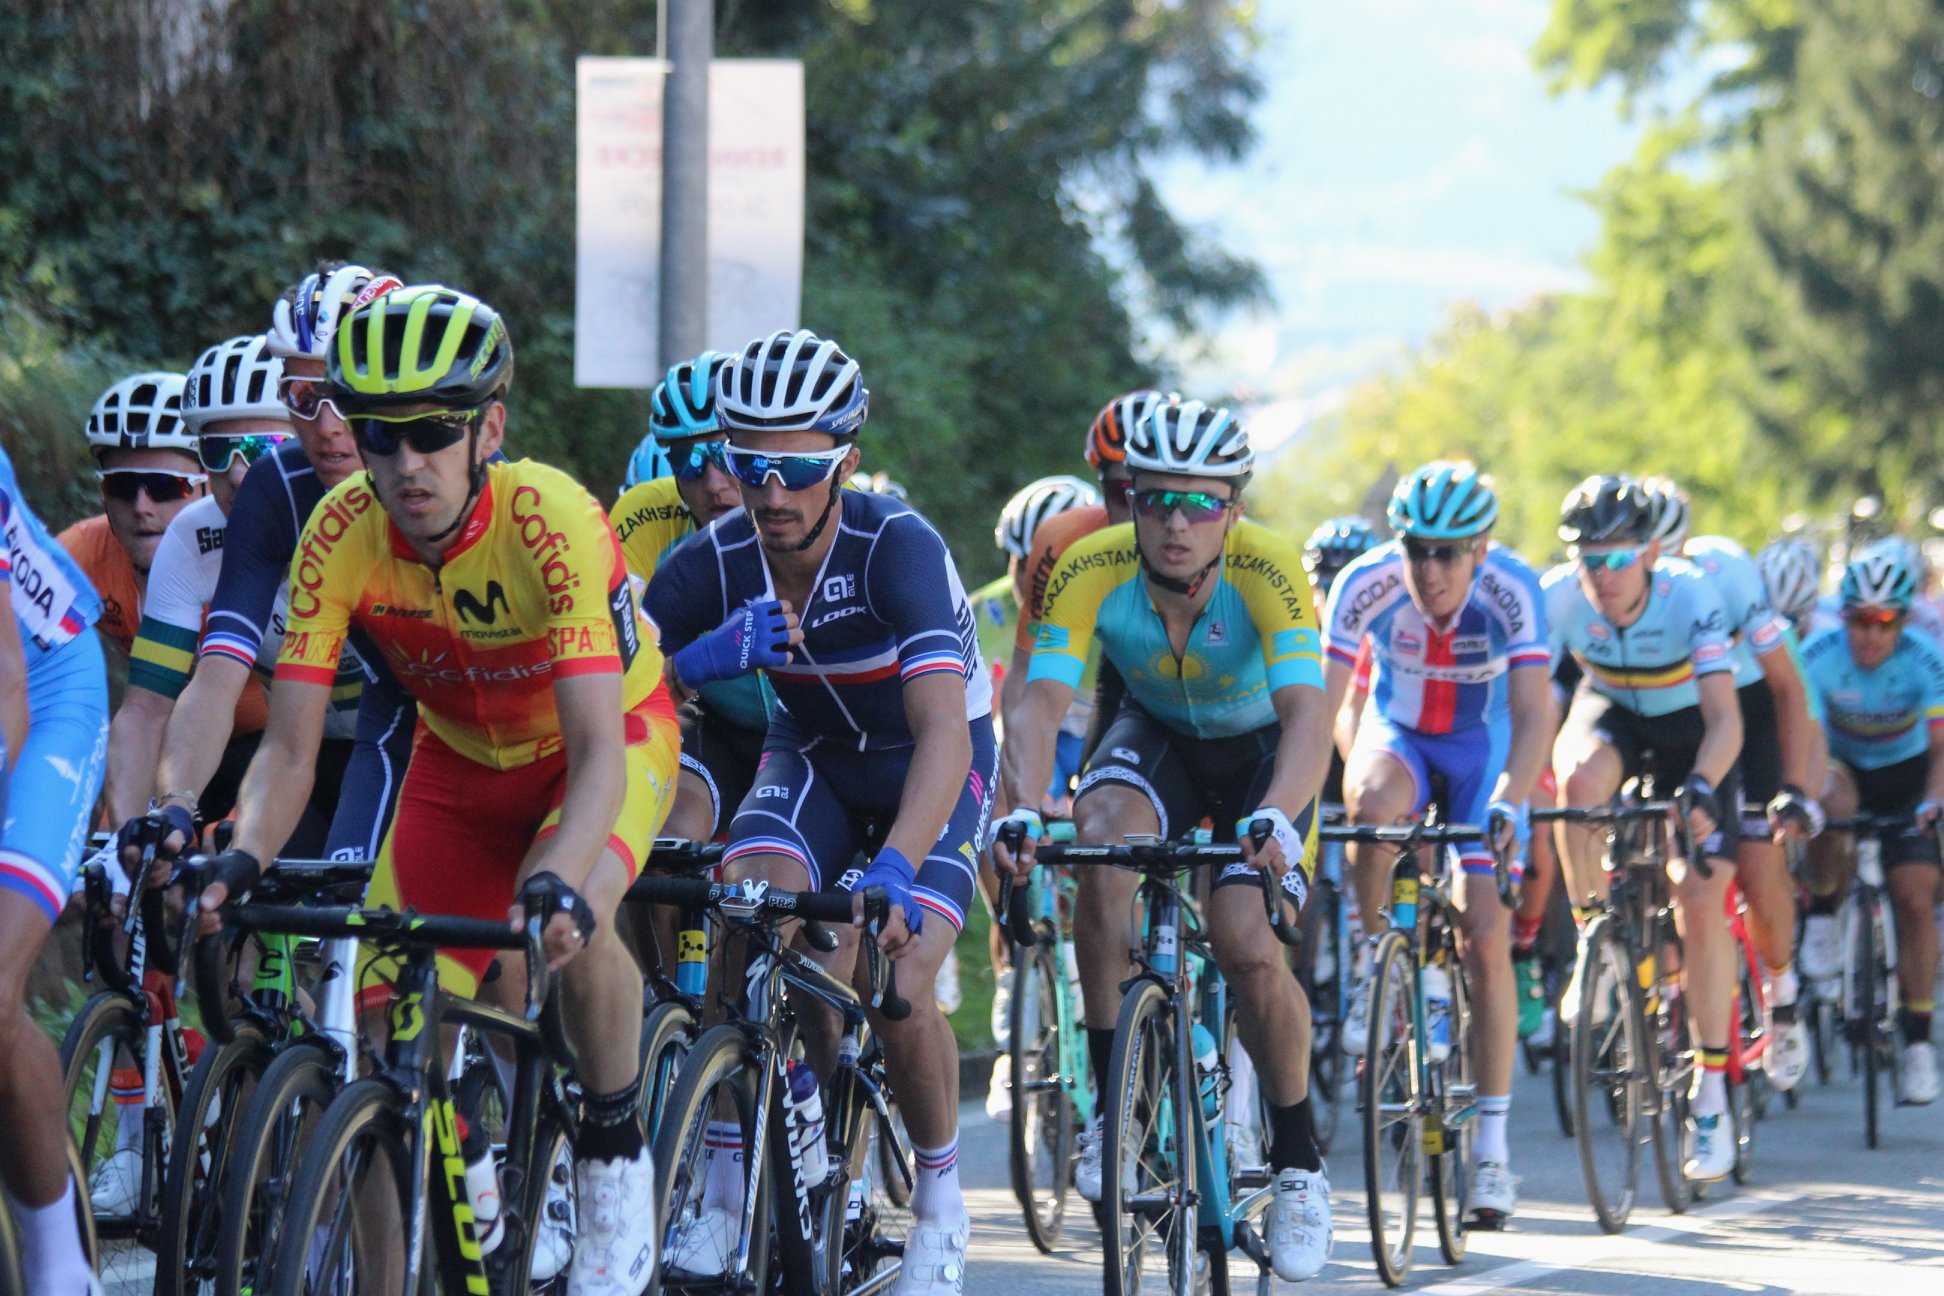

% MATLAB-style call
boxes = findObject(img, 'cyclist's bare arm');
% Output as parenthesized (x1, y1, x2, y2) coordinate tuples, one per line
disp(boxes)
(1756, 640, 1817, 793)
(104, 684, 174, 823)
(1693, 671, 1744, 791)
(1323, 655, 1358, 761)
(994, 674, 1077, 874)
(883, 671, 975, 871)
(525, 670, 628, 957)
(152, 652, 252, 811)
(1003, 641, 1032, 728)
(0, 592, 25, 767)
(1491, 663, 1555, 807)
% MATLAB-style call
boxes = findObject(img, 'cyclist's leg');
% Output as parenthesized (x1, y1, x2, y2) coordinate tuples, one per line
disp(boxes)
(1801, 762, 1860, 982)
(1552, 686, 1629, 906)
(1342, 710, 1426, 933)
(325, 674, 415, 863)
(1667, 754, 1740, 1132)
(0, 634, 107, 1287)
(1734, 681, 1800, 985)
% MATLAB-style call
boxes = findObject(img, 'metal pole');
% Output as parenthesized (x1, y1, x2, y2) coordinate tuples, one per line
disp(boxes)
(659, 0, 711, 368)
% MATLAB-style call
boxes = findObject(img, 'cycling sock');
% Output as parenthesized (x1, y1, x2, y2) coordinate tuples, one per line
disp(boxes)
(910, 1136, 964, 1222)
(576, 1080, 646, 1162)
(1770, 963, 1799, 1009)
(1267, 1098, 1321, 1173)
(1807, 891, 1841, 916)
(1088, 1029, 1115, 1097)
(1692, 1045, 1729, 1116)
(702, 1121, 745, 1209)
(111, 1066, 144, 1152)
(1475, 1094, 1511, 1165)
(1511, 916, 1543, 954)
(1902, 1003, 1934, 1045)
(5, 1179, 92, 1288)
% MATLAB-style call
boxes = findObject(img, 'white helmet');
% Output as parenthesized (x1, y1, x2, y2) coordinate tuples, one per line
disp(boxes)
(266, 263, 403, 359)
(183, 335, 291, 434)
(996, 475, 1100, 557)
(715, 329, 869, 437)
(1641, 474, 1690, 550)
(1756, 539, 1822, 620)
(1125, 400, 1253, 479)
(86, 372, 195, 456)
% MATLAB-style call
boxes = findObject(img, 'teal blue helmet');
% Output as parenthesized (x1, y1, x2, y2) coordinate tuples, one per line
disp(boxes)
(621, 435, 675, 489)
(651, 350, 728, 442)
(1303, 516, 1379, 590)
(1840, 539, 1919, 611)
(1388, 460, 1497, 540)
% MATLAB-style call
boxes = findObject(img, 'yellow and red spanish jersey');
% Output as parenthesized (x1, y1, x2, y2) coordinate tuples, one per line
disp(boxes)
(275, 459, 664, 770)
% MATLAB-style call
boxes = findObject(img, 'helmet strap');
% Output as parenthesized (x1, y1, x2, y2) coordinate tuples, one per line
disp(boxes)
(424, 424, 489, 547)
(787, 474, 845, 554)
(1137, 534, 1223, 599)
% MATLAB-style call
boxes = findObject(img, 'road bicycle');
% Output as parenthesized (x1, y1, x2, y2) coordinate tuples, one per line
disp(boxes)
(1297, 807, 1355, 1154)
(639, 873, 915, 1295)
(1335, 814, 1505, 1289)
(1029, 825, 1298, 1296)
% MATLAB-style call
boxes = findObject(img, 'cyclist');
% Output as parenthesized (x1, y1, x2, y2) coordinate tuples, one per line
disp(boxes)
(993, 401, 1335, 1282)
(0, 443, 111, 1296)
(106, 336, 293, 833)
(974, 472, 1099, 1120)
(1758, 538, 1825, 639)
(1323, 461, 1551, 1225)
(1303, 514, 1379, 785)
(183, 285, 681, 1293)
(646, 328, 990, 1294)
(1643, 478, 1821, 1093)
(1799, 544, 1944, 1104)
(128, 262, 414, 866)
(1545, 475, 1744, 1183)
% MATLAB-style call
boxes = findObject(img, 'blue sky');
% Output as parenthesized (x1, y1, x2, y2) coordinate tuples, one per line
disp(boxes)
(1150, 0, 1649, 448)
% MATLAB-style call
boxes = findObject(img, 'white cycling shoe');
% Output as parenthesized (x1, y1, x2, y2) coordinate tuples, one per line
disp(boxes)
(1075, 1116, 1105, 1203)
(895, 1212, 969, 1295)
(985, 1054, 1013, 1124)
(88, 1149, 142, 1217)
(1267, 1167, 1332, 1281)
(1342, 982, 1371, 1056)
(569, 1148, 658, 1295)
(1684, 1114, 1735, 1182)
(1769, 1008, 1810, 1093)
(531, 1143, 576, 1282)
(1901, 1042, 1942, 1105)
(1799, 915, 1842, 982)
(1467, 1160, 1517, 1226)
(665, 1204, 739, 1278)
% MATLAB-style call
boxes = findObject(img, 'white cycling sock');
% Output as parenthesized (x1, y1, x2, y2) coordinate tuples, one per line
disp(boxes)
(911, 1136, 964, 1222)
(1692, 1063, 1729, 1117)
(6, 1179, 93, 1289)
(702, 1121, 744, 1210)
(1771, 964, 1799, 1009)
(1475, 1094, 1511, 1165)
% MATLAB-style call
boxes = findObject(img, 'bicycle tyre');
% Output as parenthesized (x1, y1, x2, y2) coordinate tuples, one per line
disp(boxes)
(1570, 916, 1642, 1234)
(1102, 977, 1194, 1296)
(1008, 938, 1072, 1254)
(651, 1023, 772, 1296)
(1647, 972, 1692, 1215)
(155, 1022, 271, 1296)
(1731, 957, 1761, 1185)
(266, 1077, 419, 1296)
(1299, 878, 1344, 1153)
(1361, 930, 1419, 1288)
(1429, 955, 1471, 1264)
(639, 997, 699, 1148)
(0, 1189, 21, 1296)
(58, 990, 161, 1287)
(503, 1110, 572, 1295)
(1860, 895, 1881, 1149)
(214, 1040, 342, 1296)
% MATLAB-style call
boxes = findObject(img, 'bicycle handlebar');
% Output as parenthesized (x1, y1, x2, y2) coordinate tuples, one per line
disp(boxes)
(1533, 798, 1713, 879)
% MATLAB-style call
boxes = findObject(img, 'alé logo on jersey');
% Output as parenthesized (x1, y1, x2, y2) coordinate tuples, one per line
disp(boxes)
(809, 574, 863, 629)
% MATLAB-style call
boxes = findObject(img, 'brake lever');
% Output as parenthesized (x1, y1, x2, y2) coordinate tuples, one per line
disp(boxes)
(997, 871, 1035, 948)
(861, 887, 911, 1022)
(1250, 819, 1305, 950)
(802, 919, 840, 953)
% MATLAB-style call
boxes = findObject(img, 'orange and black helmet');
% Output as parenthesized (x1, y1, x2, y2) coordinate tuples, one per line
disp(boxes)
(1086, 389, 1175, 468)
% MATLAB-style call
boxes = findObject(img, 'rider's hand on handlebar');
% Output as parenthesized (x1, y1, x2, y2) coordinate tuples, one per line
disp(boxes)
(1916, 800, 1943, 834)
(987, 807, 1045, 880)
(853, 847, 924, 960)
(1486, 798, 1529, 856)
(117, 803, 196, 889)
(1237, 808, 1308, 911)
(1676, 774, 1720, 845)
(1767, 784, 1825, 843)
(194, 849, 264, 939)
(515, 871, 598, 970)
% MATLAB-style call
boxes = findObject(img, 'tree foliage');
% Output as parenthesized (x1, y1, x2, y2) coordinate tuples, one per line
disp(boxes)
(0, 0, 1265, 575)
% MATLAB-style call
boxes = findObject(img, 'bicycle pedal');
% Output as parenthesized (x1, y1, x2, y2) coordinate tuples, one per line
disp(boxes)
(1466, 1209, 1508, 1232)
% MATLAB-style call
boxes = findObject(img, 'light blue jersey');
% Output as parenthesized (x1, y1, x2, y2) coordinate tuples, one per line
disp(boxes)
(1685, 536, 1789, 687)
(1801, 625, 1944, 770)
(1543, 557, 1735, 717)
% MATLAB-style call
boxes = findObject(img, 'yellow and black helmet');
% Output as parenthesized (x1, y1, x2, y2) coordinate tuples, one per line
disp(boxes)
(327, 284, 514, 411)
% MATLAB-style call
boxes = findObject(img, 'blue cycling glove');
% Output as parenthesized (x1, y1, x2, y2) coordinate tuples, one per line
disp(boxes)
(671, 599, 793, 687)
(853, 846, 922, 937)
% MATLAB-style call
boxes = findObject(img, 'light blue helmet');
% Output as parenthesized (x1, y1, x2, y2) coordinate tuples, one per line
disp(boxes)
(1303, 515, 1379, 587)
(650, 351, 728, 442)
(621, 435, 675, 490)
(1387, 460, 1498, 540)
(1840, 539, 1919, 611)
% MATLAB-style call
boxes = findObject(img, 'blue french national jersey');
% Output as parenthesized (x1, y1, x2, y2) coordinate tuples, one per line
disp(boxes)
(0, 443, 102, 665)
(1800, 625, 1944, 770)
(646, 489, 991, 752)
(1543, 557, 1735, 717)
(1322, 541, 1549, 735)
(1684, 535, 1789, 686)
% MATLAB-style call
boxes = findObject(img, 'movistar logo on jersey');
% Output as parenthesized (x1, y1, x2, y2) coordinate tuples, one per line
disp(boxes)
(454, 581, 510, 625)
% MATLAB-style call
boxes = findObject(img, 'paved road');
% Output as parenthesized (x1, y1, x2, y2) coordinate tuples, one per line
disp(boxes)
(960, 1052, 1944, 1295)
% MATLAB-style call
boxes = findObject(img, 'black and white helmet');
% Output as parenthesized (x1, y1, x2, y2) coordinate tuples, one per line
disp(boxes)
(1756, 539, 1822, 621)
(266, 263, 403, 359)
(86, 372, 194, 456)
(715, 329, 869, 437)
(1124, 400, 1253, 479)
(183, 335, 290, 434)
(996, 475, 1100, 557)
(1641, 475, 1690, 549)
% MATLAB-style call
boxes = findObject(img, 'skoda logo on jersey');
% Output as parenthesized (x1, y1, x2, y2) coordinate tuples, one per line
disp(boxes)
(455, 581, 510, 625)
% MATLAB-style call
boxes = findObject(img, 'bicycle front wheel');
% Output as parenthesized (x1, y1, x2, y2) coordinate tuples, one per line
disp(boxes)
(1300, 877, 1345, 1153)
(1361, 930, 1420, 1289)
(156, 1022, 271, 1296)
(1008, 938, 1072, 1254)
(1429, 956, 1472, 1264)
(1102, 978, 1194, 1296)
(1570, 916, 1643, 1234)
(58, 990, 162, 1288)
(267, 1078, 420, 1296)
(652, 1024, 772, 1296)
(215, 1039, 343, 1296)
(1859, 895, 1885, 1149)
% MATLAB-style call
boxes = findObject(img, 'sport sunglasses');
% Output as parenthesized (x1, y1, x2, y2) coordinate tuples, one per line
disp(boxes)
(1402, 538, 1471, 566)
(722, 444, 850, 491)
(97, 468, 207, 504)
(277, 376, 347, 423)
(1572, 544, 1646, 573)
(197, 432, 290, 474)
(672, 439, 731, 483)
(1131, 487, 1235, 523)
(349, 408, 482, 458)
(1843, 605, 1904, 627)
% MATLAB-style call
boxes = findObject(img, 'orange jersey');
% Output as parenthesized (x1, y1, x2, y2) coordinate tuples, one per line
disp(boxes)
(275, 459, 665, 770)
(60, 513, 268, 732)
(1012, 503, 1109, 654)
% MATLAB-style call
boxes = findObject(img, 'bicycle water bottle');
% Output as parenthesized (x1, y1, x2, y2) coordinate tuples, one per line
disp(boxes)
(1192, 1023, 1222, 1127)
(1422, 963, 1453, 1063)
(787, 1059, 830, 1186)
(458, 1113, 505, 1254)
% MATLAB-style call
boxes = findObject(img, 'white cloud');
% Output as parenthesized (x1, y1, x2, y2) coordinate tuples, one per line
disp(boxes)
(1289, 242, 1584, 298)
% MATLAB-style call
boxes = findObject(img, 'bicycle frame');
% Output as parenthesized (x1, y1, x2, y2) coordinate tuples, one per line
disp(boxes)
(1017, 862, 1096, 1134)
(1373, 834, 1477, 1159)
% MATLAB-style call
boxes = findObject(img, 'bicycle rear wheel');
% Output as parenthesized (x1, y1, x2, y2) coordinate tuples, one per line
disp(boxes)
(651, 1024, 772, 1296)
(1360, 930, 1420, 1288)
(1429, 957, 1472, 1263)
(267, 1078, 422, 1296)
(1859, 896, 1883, 1149)
(1647, 970, 1693, 1216)
(1731, 956, 1762, 1185)
(1102, 978, 1194, 1296)
(640, 998, 699, 1148)
(1570, 916, 1643, 1234)
(1009, 938, 1073, 1254)
(156, 1023, 271, 1296)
